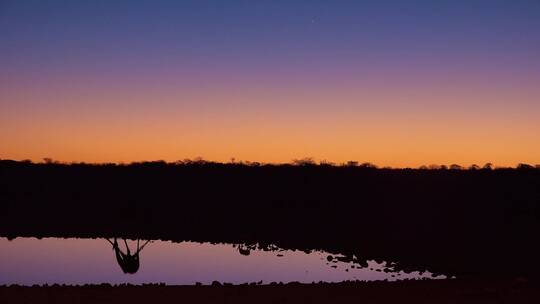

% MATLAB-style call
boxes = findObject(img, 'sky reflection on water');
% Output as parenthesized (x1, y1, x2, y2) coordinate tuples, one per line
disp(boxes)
(0, 237, 443, 285)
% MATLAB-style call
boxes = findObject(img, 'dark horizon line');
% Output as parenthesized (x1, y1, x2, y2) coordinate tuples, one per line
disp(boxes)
(1, 158, 539, 171)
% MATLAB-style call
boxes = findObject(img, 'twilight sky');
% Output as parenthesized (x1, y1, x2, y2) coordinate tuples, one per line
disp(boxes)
(1, 0, 539, 167)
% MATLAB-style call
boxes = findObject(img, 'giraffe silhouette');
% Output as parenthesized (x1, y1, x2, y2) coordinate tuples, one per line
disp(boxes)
(106, 238, 150, 274)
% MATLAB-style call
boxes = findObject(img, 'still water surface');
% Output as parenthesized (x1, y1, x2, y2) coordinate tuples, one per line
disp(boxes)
(0, 237, 444, 285)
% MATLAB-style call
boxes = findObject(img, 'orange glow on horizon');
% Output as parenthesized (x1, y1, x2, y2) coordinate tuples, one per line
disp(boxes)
(2, 85, 539, 168)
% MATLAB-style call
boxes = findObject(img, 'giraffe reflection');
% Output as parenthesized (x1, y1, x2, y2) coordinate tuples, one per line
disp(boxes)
(106, 238, 151, 274)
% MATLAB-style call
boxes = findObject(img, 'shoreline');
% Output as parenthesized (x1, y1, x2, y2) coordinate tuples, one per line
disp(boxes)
(2, 278, 539, 304)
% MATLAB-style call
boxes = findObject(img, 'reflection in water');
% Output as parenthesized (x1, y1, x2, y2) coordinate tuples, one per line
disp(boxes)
(236, 243, 254, 256)
(0, 237, 445, 285)
(106, 238, 151, 274)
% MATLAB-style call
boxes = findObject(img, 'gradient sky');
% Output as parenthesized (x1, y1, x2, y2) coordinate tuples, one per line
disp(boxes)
(1, 0, 539, 167)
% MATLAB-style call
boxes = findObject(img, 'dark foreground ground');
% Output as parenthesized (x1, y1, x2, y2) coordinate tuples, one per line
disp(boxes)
(2, 279, 539, 304)
(1, 160, 539, 277)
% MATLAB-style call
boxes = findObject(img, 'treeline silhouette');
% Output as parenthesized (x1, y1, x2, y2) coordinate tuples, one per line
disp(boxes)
(14, 157, 540, 170)
(0, 159, 539, 278)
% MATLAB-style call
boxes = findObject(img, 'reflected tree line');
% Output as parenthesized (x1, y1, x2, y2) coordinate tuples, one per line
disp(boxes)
(2, 159, 539, 277)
